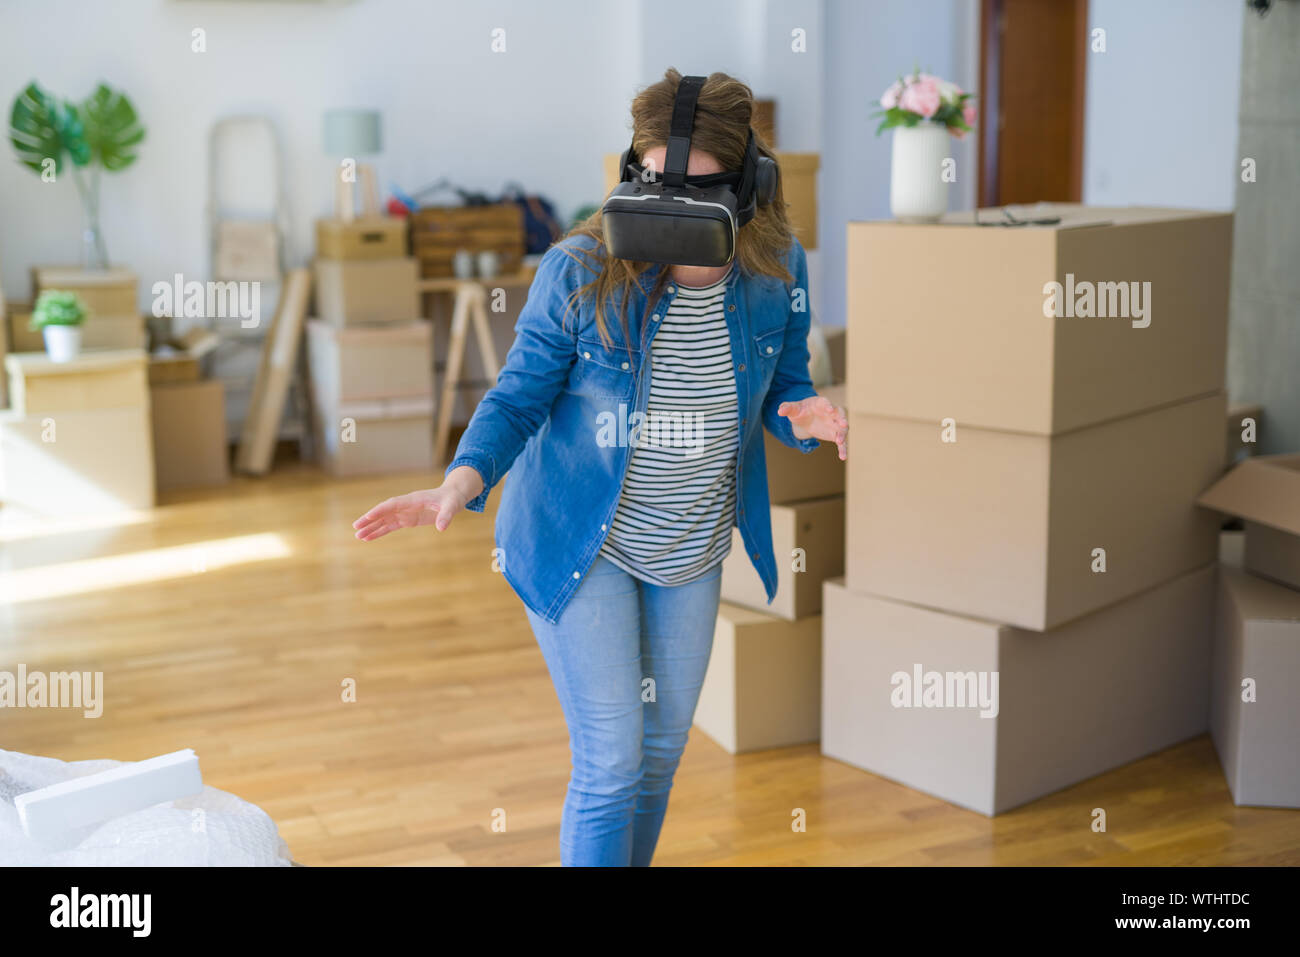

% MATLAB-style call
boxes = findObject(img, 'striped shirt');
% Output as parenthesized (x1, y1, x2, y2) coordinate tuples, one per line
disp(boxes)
(599, 276, 739, 585)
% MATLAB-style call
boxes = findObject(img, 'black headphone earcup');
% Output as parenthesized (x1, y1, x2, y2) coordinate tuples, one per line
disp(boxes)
(618, 148, 633, 181)
(754, 156, 778, 206)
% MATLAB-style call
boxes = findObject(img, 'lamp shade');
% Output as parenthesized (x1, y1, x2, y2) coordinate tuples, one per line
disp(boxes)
(322, 109, 381, 155)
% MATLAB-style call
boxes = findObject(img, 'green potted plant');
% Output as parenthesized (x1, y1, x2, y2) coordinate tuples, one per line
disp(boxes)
(30, 290, 87, 362)
(8, 81, 145, 269)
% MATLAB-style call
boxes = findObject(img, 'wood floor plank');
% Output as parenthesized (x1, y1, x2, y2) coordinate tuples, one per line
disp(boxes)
(3, 462, 1297, 865)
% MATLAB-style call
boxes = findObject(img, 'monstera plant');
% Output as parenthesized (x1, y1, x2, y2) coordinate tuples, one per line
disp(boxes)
(9, 81, 145, 269)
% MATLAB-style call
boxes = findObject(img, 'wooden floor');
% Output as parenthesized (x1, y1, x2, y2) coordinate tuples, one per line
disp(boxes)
(3, 463, 1297, 866)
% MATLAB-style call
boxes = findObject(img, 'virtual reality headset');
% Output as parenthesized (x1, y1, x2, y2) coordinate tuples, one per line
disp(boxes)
(601, 74, 779, 267)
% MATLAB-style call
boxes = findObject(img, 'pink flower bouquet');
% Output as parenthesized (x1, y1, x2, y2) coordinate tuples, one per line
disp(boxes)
(874, 71, 977, 138)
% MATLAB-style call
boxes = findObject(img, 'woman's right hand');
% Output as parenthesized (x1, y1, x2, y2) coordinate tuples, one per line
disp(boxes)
(352, 466, 485, 541)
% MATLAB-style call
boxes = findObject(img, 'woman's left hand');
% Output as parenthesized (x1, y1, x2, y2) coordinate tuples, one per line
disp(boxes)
(778, 395, 848, 461)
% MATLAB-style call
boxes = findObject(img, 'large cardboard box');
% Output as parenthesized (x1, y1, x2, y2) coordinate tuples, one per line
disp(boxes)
(846, 205, 1231, 435)
(1226, 402, 1262, 467)
(305, 319, 432, 405)
(694, 603, 821, 754)
(314, 396, 434, 478)
(313, 258, 419, 326)
(30, 265, 138, 318)
(150, 380, 229, 491)
(4, 349, 148, 416)
(0, 405, 155, 514)
(80, 315, 146, 351)
(316, 217, 408, 260)
(1212, 533, 1300, 809)
(822, 566, 1213, 816)
(721, 495, 844, 619)
(765, 431, 844, 505)
(7, 310, 42, 353)
(846, 392, 1225, 630)
(1198, 454, 1300, 591)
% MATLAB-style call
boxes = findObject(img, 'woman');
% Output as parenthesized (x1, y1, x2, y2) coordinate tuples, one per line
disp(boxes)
(353, 69, 848, 867)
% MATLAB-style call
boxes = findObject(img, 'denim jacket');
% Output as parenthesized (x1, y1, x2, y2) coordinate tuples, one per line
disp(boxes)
(447, 233, 820, 624)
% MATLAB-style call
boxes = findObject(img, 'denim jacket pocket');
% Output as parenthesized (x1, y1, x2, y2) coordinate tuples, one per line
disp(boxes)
(753, 327, 785, 382)
(568, 334, 639, 401)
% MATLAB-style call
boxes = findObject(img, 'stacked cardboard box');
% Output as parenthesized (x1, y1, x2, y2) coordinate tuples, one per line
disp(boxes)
(0, 349, 155, 514)
(305, 320, 434, 477)
(822, 205, 1233, 815)
(695, 376, 848, 754)
(148, 329, 229, 492)
(29, 266, 145, 351)
(1199, 459, 1300, 808)
(309, 218, 434, 476)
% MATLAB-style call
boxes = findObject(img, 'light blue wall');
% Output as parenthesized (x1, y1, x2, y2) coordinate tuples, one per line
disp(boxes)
(1083, 0, 1243, 210)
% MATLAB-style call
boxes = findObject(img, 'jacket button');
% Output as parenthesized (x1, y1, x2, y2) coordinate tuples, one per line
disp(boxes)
(583, 351, 591, 359)
(728, 304, 735, 312)
(752, 552, 759, 560)
(667, 286, 675, 294)
(652, 314, 660, 322)
(766, 345, 774, 354)
(621, 361, 629, 370)
(738, 363, 746, 372)
(601, 523, 607, 531)
(573, 571, 580, 580)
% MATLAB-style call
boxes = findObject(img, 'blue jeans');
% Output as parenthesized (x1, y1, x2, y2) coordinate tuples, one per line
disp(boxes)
(524, 555, 722, 866)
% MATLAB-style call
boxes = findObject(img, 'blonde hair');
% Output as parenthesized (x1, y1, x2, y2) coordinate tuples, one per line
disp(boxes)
(561, 68, 795, 346)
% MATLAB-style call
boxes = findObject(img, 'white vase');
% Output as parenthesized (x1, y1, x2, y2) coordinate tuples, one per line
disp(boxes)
(43, 325, 83, 362)
(889, 124, 952, 223)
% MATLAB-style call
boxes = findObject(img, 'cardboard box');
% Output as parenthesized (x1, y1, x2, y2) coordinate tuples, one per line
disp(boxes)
(821, 566, 1213, 816)
(1212, 532, 1300, 808)
(765, 431, 845, 505)
(778, 152, 820, 251)
(694, 603, 821, 754)
(0, 405, 155, 514)
(1198, 454, 1300, 591)
(8, 314, 144, 354)
(150, 380, 229, 491)
(313, 258, 419, 326)
(823, 325, 845, 385)
(1226, 402, 1262, 467)
(31, 265, 138, 318)
(148, 353, 201, 386)
(8, 310, 42, 353)
(721, 495, 844, 619)
(314, 396, 434, 478)
(602, 151, 820, 250)
(4, 349, 148, 416)
(846, 205, 1232, 435)
(846, 392, 1225, 630)
(305, 319, 432, 405)
(316, 217, 408, 260)
(81, 315, 146, 351)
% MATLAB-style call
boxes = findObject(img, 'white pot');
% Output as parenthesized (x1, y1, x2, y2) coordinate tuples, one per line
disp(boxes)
(889, 124, 952, 223)
(42, 324, 83, 362)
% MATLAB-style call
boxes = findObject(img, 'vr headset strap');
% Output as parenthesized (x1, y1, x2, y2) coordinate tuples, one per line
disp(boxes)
(663, 75, 706, 189)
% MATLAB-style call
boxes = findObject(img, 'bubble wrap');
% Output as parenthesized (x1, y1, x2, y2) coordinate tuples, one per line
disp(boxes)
(0, 749, 293, 866)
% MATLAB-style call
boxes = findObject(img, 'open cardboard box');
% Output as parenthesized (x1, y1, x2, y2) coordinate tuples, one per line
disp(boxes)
(1199, 454, 1300, 592)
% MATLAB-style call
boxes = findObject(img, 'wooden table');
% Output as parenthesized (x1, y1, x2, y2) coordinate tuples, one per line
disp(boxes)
(421, 268, 536, 465)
